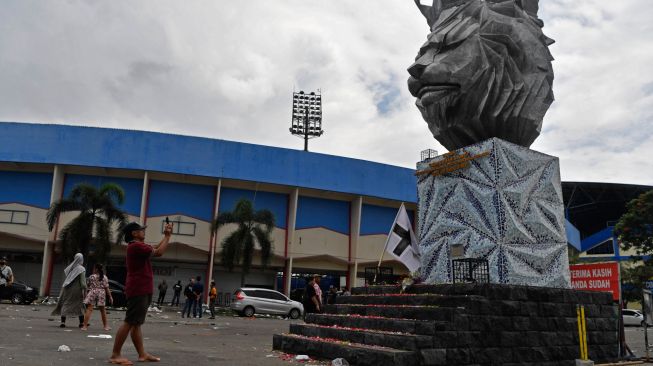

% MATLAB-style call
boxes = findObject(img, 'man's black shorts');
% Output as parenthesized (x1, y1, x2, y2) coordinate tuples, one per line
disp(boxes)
(125, 294, 152, 325)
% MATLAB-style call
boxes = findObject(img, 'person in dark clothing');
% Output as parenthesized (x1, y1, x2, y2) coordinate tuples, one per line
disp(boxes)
(192, 276, 204, 318)
(171, 280, 182, 306)
(327, 285, 338, 305)
(302, 278, 320, 316)
(156, 280, 167, 306)
(181, 278, 195, 318)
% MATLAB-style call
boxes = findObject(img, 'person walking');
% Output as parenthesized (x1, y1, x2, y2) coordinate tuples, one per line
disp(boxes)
(302, 277, 320, 316)
(208, 281, 217, 319)
(171, 280, 182, 306)
(181, 278, 195, 318)
(0, 256, 14, 300)
(81, 263, 113, 331)
(192, 276, 204, 318)
(312, 275, 323, 310)
(51, 253, 86, 328)
(109, 221, 172, 365)
(156, 280, 167, 307)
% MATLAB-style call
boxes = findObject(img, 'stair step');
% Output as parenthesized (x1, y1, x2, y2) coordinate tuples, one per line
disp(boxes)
(324, 304, 459, 321)
(273, 333, 418, 366)
(337, 293, 483, 306)
(351, 284, 494, 296)
(352, 283, 607, 304)
(305, 313, 451, 335)
(290, 323, 434, 351)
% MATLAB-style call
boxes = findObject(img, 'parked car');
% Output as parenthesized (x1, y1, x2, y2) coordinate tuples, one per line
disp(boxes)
(107, 280, 127, 308)
(0, 281, 38, 304)
(231, 288, 303, 319)
(622, 309, 650, 326)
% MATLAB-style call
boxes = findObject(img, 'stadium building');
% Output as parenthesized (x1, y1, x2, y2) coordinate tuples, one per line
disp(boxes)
(564, 182, 652, 262)
(0, 122, 650, 303)
(0, 122, 418, 303)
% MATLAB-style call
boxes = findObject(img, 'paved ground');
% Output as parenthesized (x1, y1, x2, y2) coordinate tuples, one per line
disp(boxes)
(0, 302, 319, 366)
(626, 325, 653, 361)
(3, 300, 653, 365)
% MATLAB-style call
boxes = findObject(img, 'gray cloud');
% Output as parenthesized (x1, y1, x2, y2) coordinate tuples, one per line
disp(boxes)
(0, 0, 651, 185)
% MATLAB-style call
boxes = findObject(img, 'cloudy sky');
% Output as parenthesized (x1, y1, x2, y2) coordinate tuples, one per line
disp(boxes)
(1, 0, 651, 185)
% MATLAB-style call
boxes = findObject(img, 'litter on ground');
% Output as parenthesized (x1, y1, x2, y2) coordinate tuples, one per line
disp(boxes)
(57, 345, 71, 352)
(87, 334, 112, 339)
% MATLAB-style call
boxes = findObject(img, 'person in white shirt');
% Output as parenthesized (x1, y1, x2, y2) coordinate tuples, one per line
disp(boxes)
(0, 256, 14, 300)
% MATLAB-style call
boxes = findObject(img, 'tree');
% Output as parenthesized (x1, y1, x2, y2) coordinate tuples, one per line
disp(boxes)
(47, 183, 128, 264)
(620, 260, 653, 305)
(615, 190, 653, 255)
(211, 199, 274, 286)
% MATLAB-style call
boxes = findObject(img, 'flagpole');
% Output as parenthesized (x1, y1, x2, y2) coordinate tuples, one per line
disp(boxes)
(374, 203, 405, 284)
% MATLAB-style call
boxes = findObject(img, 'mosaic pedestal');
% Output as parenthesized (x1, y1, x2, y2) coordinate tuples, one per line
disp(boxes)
(417, 138, 571, 287)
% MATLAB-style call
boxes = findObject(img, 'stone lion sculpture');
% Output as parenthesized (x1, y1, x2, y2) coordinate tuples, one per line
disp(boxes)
(408, 0, 554, 151)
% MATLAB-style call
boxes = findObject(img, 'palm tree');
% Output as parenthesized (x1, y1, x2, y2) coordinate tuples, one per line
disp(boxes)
(47, 183, 128, 264)
(211, 198, 275, 286)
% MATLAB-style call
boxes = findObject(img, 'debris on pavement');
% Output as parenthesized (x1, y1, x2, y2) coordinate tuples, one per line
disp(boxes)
(332, 358, 349, 366)
(57, 345, 71, 352)
(295, 355, 310, 361)
(87, 334, 112, 339)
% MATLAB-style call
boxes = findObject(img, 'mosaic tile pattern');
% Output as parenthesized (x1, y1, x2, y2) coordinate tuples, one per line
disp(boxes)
(417, 138, 571, 288)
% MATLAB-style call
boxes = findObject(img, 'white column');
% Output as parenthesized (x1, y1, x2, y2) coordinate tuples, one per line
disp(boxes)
(206, 179, 221, 305)
(348, 196, 362, 289)
(40, 165, 65, 296)
(139, 171, 150, 225)
(283, 188, 299, 296)
(284, 256, 293, 296)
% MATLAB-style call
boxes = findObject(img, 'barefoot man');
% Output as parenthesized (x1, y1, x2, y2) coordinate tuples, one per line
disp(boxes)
(110, 221, 172, 365)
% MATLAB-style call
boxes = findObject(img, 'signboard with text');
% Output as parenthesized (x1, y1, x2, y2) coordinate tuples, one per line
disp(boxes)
(570, 262, 620, 301)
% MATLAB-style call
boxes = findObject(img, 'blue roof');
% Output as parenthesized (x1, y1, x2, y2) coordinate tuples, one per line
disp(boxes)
(0, 122, 417, 202)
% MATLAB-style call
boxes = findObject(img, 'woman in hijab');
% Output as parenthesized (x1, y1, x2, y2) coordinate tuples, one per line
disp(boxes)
(51, 253, 87, 328)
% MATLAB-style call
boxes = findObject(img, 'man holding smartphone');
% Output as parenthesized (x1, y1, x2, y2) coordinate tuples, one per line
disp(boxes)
(109, 221, 172, 365)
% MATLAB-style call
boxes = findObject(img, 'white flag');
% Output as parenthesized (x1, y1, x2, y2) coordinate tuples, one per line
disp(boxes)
(383, 203, 420, 273)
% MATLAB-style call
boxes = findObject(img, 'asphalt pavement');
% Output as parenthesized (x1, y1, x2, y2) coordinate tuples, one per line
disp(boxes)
(3, 300, 653, 366)
(0, 302, 320, 366)
(626, 325, 653, 361)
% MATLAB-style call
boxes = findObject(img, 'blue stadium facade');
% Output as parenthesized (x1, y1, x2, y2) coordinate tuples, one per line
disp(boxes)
(0, 122, 417, 300)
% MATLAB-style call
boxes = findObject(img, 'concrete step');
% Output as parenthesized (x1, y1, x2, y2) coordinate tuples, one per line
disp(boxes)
(351, 283, 612, 304)
(305, 313, 451, 335)
(289, 323, 434, 351)
(324, 303, 459, 321)
(336, 293, 484, 307)
(273, 333, 418, 366)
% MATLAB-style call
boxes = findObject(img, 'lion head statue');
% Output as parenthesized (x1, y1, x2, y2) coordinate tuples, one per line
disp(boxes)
(408, 0, 554, 151)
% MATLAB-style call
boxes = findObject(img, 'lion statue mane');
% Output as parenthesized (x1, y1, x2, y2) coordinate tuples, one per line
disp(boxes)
(408, 0, 555, 151)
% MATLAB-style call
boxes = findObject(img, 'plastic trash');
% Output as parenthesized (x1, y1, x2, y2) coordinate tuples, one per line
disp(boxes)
(295, 355, 310, 361)
(58, 345, 71, 352)
(332, 358, 350, 366)
(87, 334, 112, 339)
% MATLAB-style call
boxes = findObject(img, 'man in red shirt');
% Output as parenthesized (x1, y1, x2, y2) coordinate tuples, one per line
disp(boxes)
(109, 221, 172, 365)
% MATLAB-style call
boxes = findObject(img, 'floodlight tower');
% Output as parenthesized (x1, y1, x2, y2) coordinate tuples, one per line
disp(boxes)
(290, 90, 323, 151)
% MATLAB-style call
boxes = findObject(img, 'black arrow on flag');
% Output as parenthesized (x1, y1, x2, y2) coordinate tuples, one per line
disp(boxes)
(392, 224, 411, 257)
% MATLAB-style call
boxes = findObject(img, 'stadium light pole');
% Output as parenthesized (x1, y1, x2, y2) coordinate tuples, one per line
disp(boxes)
(290, 90, 323, 151)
